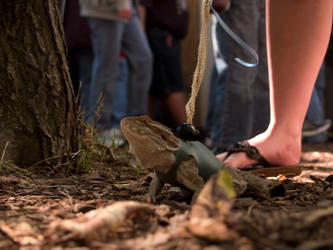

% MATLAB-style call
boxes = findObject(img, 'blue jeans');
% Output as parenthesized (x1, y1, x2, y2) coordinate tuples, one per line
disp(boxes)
(111, 58, 128, 129)
(207, 0, 269, 151)
(70, 50, 129, 128)
(86, 7, 152, 129)
(67, 47, 93, 115)
(304, 64, 327, 142)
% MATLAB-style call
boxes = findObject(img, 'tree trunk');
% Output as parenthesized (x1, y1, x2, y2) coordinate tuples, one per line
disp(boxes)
(0, 0, 80, 167)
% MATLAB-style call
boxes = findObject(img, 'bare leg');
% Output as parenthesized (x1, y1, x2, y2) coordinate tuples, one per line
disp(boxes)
(148, 92, 187, 126)
(217, 0, 332, 169)
(148, 95, 157, 119)
(163, 91, 187, 125)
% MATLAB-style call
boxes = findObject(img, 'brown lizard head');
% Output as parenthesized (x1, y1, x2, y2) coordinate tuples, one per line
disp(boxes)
(120, 116, 180, 173)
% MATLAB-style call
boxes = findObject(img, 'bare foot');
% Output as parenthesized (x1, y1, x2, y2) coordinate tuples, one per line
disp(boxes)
(216, 131, 302, 169)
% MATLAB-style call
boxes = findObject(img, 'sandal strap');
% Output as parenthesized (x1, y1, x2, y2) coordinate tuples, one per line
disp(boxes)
(226, 141, 269, 166)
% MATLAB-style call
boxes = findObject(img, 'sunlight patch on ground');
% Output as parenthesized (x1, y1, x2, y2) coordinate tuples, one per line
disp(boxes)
(297, 150, 333, 182)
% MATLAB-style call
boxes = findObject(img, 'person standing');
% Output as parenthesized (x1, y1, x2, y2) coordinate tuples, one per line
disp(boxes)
(207, 0, 270, 153)
(79, 0, 153, 146)
(60, 0, 93, 113)
(139, 0, 189, 130)
(302, 64, 331, 142)
(218, 0, 332, 174)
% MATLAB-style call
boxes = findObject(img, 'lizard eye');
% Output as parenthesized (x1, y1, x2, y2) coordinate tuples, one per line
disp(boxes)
(161, 134, 167, 141)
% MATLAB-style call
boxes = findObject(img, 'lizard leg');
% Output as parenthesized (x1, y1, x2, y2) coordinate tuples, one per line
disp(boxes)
(147, 171, 165, 203)
(177, 157, 205, 204)
(191, 190, 201, 205)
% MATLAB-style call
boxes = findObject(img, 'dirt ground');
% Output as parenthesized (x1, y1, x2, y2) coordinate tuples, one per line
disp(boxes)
(0, 141, 332, 250)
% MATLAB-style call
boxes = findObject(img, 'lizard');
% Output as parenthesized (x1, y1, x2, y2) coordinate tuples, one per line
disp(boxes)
(120, 115, 222, 204)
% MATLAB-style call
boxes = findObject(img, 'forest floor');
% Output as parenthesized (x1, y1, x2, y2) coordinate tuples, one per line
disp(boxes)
(0, 139, 333, 250)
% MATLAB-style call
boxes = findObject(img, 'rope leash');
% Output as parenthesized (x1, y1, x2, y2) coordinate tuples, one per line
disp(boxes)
(179, 0, 259, 140)
(185, 0, 211, 125)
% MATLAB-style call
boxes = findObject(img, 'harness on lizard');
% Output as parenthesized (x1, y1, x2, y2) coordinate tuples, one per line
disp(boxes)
(167, 139, 222, 183)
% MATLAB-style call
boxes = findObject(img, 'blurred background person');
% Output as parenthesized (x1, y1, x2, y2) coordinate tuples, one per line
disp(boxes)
(79, 0, 152, 146)
(139, 0, 189, 130)
(60, 0, 93, 113)
(206, 0, 270, 153)
(302, 64, 331, 143)
(60, 0, 132, 146)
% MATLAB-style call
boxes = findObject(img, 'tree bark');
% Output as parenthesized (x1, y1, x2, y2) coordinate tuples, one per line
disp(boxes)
(0, 0, 80, 166)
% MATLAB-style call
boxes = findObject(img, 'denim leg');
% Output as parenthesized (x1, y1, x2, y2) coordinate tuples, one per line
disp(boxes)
(315, 64, 326, 102)
(209, 60, 228, 150)
(67, 48, 80, 96)
(305, 65, 326, 124)
(206, 15, 228, 136)
(206, 63, 218, 133)
(122, 12, 153, 116)
(87, 18, 124, 128)
(78, 47, 93, 115)
(208, 15, 228, 150)
(251, 0, 270, 136)
(304, 64, 327, 142)
(211, 0, 262, 150)
(110, 58, 128, 129)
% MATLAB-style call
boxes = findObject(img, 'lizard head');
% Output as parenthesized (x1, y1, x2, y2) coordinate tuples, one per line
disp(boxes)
(120, 116, 180, 173)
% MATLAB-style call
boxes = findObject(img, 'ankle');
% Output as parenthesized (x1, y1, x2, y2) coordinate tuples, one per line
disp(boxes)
(251, 134, 301, 166)
(273, 140, 301, 165)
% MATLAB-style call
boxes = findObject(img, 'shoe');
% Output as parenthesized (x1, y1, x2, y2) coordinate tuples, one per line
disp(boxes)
(302, 119, 331, 137)
(225, 141, 302, 177)
(98, 128, 126, 147)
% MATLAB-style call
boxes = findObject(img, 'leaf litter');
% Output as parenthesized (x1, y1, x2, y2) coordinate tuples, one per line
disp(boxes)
(0, 143, 332, 249)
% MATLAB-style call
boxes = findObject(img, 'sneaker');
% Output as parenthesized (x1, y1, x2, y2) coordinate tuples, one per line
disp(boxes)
(302, 119, 332, 137)
(98, 128, 126, 147)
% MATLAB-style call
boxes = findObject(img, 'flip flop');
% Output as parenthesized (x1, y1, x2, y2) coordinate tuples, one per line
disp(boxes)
(225, 141, 303, 177)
